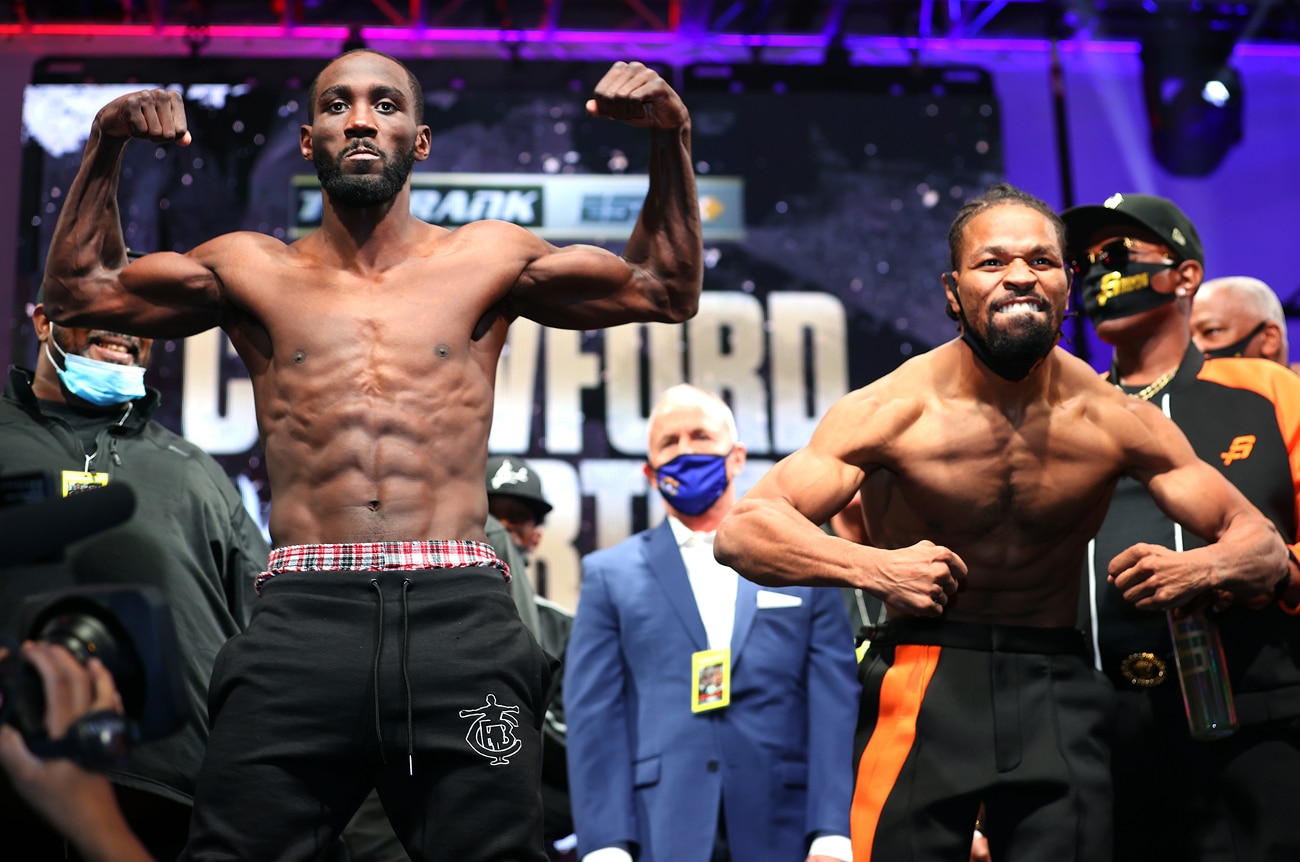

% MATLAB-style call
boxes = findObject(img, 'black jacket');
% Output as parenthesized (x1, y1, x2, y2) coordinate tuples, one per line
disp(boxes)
(0, 366, 268, 803)
(1084, 346, 1300, 724)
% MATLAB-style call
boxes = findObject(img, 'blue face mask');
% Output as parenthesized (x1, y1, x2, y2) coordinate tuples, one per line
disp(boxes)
(46, 339, 146, 407)
(652, 452, 731, 516)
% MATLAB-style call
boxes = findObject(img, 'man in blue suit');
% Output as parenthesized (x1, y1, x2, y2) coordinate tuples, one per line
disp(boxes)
(564, 383, 860, 862)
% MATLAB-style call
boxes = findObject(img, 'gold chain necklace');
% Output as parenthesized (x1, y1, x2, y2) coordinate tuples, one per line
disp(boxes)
(1119, 368, 1177, 402)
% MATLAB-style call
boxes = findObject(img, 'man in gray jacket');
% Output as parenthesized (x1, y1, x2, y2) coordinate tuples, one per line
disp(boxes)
(0, 293, 268, 861)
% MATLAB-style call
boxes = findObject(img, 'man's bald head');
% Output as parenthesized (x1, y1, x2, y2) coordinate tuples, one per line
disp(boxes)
(1191, 276, 1289, 365)
(647, 383, 739, 449)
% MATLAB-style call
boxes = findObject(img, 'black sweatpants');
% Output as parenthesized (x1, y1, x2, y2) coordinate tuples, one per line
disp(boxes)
(851, 620, 1115, 862)
(182, 566, 555, 862)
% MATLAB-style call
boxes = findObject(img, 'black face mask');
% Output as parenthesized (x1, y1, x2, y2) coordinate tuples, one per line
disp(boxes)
(1202, 321, 1268, 359)
(1079, 261, 1178, 325)
(946, 273, 1061, 382)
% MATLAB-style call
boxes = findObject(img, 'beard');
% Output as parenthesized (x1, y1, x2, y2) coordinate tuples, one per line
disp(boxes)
(314, 142, 416, 208)
(981, 311, 1058, 367)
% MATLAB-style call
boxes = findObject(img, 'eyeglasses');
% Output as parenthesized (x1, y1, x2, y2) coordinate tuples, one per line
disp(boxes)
(1070, 237, 1177, 273)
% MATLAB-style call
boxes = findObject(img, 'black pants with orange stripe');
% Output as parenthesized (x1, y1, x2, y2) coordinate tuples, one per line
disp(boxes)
(851, 620, 1116, 862)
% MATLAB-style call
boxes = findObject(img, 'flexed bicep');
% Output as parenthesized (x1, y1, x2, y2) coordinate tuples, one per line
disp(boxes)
(118, 250, 227, 337)
(513, 60, 701, 331)
(46, 235, 246, 340)
(43, 87, 224, 340)
(512, 240, 686, 330)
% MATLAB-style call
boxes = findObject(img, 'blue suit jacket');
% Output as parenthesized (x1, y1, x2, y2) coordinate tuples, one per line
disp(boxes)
(564, 520, 860, 862)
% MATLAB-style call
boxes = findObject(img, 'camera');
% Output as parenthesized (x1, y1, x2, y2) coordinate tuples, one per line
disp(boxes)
(0, 475, 187, 769)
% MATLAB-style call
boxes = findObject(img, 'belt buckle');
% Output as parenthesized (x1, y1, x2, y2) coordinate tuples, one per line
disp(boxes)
(1119, 652, 1168, 687)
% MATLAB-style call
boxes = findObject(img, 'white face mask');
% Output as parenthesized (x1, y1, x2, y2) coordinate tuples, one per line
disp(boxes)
(46, 337, 146, 407)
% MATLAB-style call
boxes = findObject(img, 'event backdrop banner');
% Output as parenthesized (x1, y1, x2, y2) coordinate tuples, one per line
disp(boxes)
(14, 58, 1003, 606)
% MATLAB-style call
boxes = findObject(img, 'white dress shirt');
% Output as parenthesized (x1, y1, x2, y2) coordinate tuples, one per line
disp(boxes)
(669, 515, 738, 651)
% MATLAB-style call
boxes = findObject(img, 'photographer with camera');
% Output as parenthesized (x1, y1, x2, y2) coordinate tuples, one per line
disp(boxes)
(0, 292, 269, 859)
(0, 640, 152, 862)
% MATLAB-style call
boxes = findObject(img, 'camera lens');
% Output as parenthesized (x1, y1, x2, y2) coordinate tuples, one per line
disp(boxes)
(31, 605, 145, 722)
(3, 585, 182, 745)
(36, 611, 121, 672)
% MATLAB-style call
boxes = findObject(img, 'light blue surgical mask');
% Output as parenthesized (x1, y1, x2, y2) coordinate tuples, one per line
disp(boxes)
(46, 338, 146, 407)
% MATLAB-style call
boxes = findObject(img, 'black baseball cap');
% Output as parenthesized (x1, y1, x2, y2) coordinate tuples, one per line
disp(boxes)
(1061, 193, 1205, 265)
(485, 455, 553, 521)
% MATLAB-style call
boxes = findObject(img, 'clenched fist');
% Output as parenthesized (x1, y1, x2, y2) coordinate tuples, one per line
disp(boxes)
(96, 89, 191, 146)
(587, 61, 689, 130)
(874, 539, 968, 618)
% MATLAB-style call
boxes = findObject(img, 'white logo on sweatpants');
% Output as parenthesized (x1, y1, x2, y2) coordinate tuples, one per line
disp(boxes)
(459, 694, 522, 765)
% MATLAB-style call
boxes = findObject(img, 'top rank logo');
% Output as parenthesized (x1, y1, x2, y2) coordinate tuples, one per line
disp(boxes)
(291, 172, 746, 241)
(294, 181, 542, 230)
(409, 186, 542, 226)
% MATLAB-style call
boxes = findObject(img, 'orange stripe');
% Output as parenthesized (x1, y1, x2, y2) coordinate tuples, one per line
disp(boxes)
(851, 643, 942, 862)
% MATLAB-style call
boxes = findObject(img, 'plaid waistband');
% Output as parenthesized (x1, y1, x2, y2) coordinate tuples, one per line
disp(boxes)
(255, 540, 510, 596)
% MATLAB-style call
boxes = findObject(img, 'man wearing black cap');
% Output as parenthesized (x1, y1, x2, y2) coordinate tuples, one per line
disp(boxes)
(485, 454, 576, 861)
(1064, 192, 1300, 861)
(487, 455, 555, 571)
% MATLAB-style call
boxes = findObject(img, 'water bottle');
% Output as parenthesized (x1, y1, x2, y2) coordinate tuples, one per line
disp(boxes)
(1166, 608, 1238, 741)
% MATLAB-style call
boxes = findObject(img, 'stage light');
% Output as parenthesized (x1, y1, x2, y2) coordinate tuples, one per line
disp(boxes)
(1201, 77, 1233, 108)
(1141, 33, 1243, 178)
